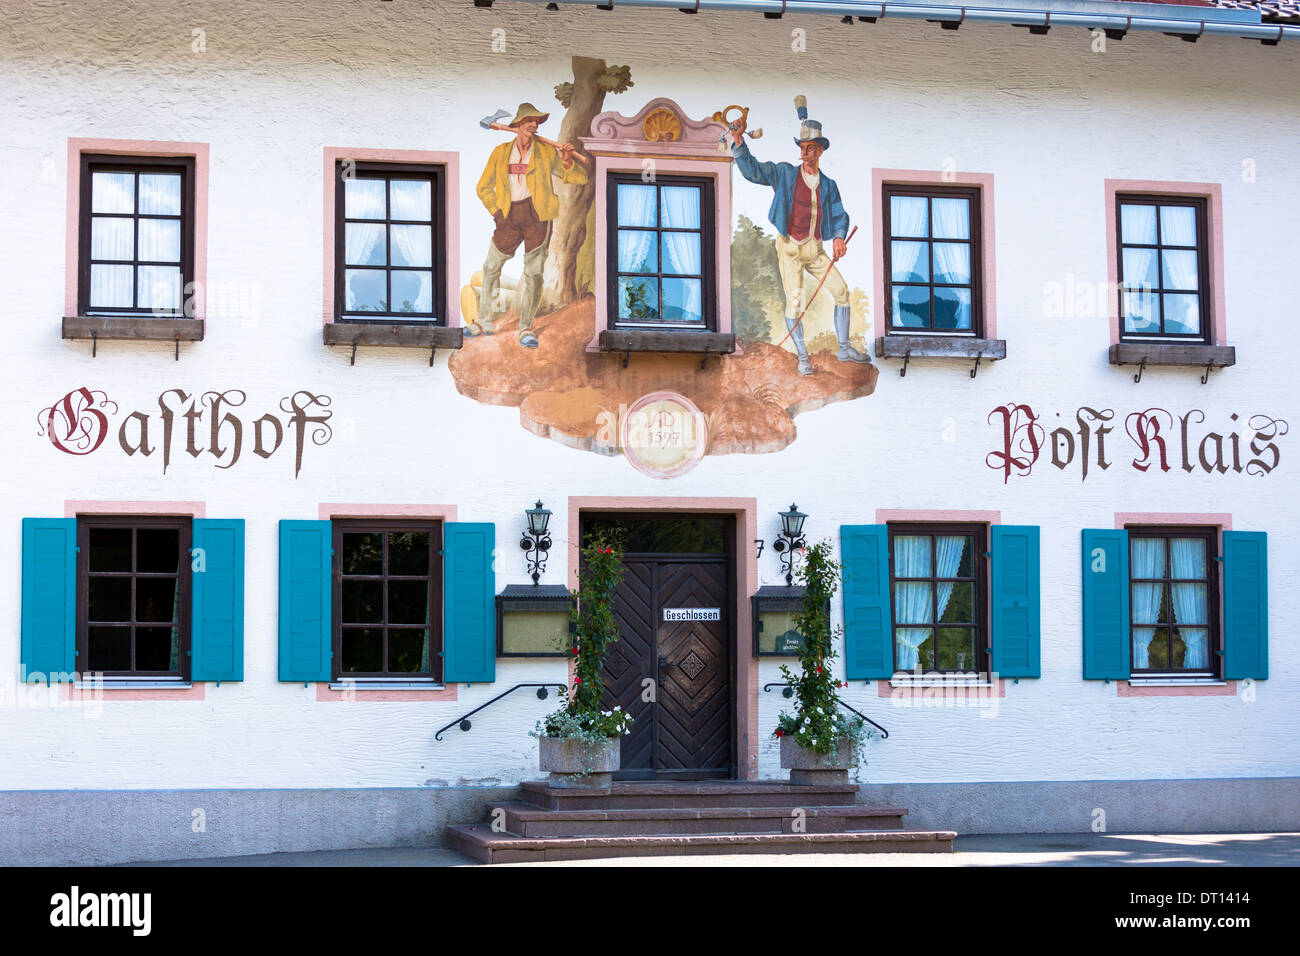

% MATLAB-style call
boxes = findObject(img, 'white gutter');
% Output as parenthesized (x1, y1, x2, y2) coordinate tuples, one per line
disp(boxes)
(483, 0, 1298, 44)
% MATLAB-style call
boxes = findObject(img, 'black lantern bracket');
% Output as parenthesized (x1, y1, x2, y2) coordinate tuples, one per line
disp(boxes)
(520, 500, 553, 586)
(771, 503, 808, 587)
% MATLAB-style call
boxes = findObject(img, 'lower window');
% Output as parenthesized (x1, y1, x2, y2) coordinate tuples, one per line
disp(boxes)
(333, 520, 442, 680)
(77, 516, 191, 678)
(1128, 527, 1217, 676)
(888, 524, 986, 674)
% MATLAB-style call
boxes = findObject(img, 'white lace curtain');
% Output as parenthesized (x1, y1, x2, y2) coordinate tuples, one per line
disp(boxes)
(894, 535, 966, 671)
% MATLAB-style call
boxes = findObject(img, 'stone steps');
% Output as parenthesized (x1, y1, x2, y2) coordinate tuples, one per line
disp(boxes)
(446, 825, 955, 863)
(518, 779, 860, 810)
(493, 801, 908, 837)
(446, 780, 956, 863)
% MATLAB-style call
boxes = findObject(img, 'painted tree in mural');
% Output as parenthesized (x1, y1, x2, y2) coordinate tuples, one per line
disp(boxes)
(539, 56, 634, 314)
(730, 214, 782, 344)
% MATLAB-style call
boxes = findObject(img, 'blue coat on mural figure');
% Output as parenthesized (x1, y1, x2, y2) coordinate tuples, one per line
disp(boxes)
(731, 140, 850, 242)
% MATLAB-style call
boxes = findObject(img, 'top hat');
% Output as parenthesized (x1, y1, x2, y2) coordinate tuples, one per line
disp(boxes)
(792, 96, 829, 150)
(509, 103, 551, 127)
(794, 120, 830, 151)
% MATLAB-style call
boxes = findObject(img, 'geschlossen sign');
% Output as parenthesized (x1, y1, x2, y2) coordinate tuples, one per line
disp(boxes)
(987, 403, 1289, 483)
(37, 386, 333, 477)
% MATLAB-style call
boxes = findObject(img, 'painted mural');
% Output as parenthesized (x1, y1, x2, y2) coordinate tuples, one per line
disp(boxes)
(448, 56, 877, 475)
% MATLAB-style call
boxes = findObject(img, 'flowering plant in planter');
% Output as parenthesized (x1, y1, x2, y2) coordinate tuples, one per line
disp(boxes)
(774, 539, 876, 777)
(531, 532, 632, 785)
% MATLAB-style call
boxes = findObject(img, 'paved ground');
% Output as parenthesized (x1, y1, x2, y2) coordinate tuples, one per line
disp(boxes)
(135, 832, 1300, 867)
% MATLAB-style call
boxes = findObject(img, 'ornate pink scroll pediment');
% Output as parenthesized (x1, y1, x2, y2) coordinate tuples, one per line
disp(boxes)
(583, 97, 728, 158)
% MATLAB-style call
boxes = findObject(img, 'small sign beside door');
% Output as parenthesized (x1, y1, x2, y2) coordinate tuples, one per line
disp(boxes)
(663, 607, 721, 622)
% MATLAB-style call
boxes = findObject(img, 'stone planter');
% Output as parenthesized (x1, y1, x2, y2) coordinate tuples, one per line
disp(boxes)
(779, 735, 855, 786)
(538, 736, 621, 789)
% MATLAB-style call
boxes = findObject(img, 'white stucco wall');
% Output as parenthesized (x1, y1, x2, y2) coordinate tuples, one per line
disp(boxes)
(1, 0, 1297, 791)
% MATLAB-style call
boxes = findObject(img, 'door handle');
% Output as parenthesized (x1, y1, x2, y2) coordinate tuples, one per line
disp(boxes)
(657, 655, 668, 686)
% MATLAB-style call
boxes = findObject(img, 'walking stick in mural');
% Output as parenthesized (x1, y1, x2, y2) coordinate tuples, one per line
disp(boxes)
(779, 224, 859, 347)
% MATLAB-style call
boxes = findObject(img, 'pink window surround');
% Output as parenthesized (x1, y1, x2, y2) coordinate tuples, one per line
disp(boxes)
(65, 500, 206, 518)
(65, 138, 210, 321)
(315, 503, 459, 700)
(580, 99, 734, 351)
(322, 147, 461, 328)
(1104, 179, 1227, 346)
(63, 499, 207, 699)
(872, 509, 1002, 696)
(568, 496, 759, 777)
(1114, 512, 1235, 697)
(877, 679, 1006, 699)
(873, 169, 998, 340)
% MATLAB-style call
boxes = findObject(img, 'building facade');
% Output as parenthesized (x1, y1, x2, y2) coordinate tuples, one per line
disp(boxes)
(2, 0, 1297, 863)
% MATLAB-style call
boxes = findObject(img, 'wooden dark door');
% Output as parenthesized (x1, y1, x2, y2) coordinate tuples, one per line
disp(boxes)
(590, 516, 733, 780)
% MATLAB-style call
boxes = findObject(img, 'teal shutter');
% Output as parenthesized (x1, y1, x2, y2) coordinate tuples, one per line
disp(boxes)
(1222, 531, 1267, 680)
(190, 519, 244, 682)
(840, 525, 893, 679)
(443, 522, 495, 684)
(21, 518, 77, 682)
(990, 525, 1041, 678)
(1081, 529, 1130, 679)
(278, 520, 332, 682)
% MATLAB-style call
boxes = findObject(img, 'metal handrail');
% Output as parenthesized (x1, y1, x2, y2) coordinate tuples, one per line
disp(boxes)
(434, 682, 568, 741)
(762, 682, 889, 739)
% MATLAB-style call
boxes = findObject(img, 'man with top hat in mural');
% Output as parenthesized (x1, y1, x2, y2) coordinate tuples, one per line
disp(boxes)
(729, 96, 869, 375)
(475, 103, 588, 348)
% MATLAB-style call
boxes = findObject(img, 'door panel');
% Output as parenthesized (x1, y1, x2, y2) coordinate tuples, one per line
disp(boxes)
(600, 552, 731, 778)
(603, 560, 656, 772)
(654, 561, 730, 773)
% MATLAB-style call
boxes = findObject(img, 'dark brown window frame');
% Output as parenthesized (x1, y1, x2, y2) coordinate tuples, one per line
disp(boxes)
(76, 515, 192, 680)
(1116, 194, 1212, 344)
(886, 523, 989, 675)
(334, 161, 448, 325)
(605, 172, 718, 333)
(1125, 525, 1220, 678)
(882, 183, 984, 337)
(77, 154, 196, 319)
(331, 519, 443, 682)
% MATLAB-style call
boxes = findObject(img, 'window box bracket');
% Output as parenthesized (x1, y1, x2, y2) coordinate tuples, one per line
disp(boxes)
(324, 323, 464, 365)
(1108, 343, 1235, 384)
(64, 316, 205, 356)
(599, 329, 736, 361)
(875, 335, 1006, 375)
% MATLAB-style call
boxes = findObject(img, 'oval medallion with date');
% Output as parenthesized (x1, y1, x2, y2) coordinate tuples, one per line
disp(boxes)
(620, 390, 709, 479)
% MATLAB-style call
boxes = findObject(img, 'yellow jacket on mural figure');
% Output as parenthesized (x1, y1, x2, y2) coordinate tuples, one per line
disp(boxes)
(476, 139, 588, 221)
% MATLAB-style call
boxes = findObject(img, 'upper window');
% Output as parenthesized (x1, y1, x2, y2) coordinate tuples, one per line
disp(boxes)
(1116, 196, 1209, 342)
(333, 521, 442, 680)
(606, 174, 716, 331)
(1128, 527, 1217, 676)
(883, 185, 982, 335)
(335, 162, 446, 324)
(77, 516, 191, 678)
(77, 155, 195, 318)
(888, 524, 986, 674)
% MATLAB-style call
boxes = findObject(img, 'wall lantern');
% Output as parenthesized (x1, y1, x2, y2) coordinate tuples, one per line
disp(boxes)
(772, 503, 808, 586)
(497, 584, 574, 658)
(520, 500, 553, 585)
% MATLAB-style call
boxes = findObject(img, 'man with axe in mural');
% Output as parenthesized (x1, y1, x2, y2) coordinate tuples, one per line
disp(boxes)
(729, 96, 868, 375)
(475, 103, 589, 348)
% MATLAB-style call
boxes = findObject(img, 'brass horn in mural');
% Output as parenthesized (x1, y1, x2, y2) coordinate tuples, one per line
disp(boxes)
(713, 105, 762, 151)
